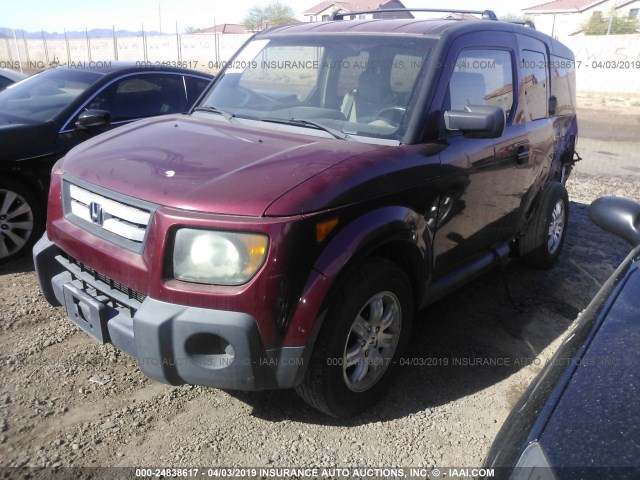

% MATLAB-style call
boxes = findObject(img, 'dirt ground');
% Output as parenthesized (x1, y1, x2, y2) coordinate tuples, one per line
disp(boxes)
(1, 104, 639, 471)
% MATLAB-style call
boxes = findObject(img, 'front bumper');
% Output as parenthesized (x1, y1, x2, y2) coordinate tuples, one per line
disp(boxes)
(33, 233, 306, 391)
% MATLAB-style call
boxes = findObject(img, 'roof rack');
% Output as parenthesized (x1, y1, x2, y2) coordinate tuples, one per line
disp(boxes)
(508, 20, 537, 29)
(330, 8, 499, 21)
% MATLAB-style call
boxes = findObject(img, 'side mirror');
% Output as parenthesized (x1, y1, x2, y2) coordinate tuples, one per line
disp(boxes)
(589, 196, 640, 246)
(76, 109, 111, 130)
(444, 105, 505, 139)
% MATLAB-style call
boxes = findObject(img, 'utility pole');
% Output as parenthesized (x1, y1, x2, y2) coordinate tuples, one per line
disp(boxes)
(606, 0, 619, 35)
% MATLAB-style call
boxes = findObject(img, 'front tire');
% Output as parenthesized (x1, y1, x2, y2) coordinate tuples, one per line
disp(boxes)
(296, 258, 413, 417)
(0, 179, 43, 264)
(518, 182, 569, 269)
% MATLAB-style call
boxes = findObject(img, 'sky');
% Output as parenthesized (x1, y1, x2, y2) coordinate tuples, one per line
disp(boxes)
(1, 0, 538, 33)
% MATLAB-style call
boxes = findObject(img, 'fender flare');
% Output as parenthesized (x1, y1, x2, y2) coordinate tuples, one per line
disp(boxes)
(283, 205, 432, 350)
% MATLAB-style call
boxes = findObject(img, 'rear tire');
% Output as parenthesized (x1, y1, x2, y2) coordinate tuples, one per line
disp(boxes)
(296, 257, 413, 417)
(0, 179, 43, 264)
(519, 182, 569, 269)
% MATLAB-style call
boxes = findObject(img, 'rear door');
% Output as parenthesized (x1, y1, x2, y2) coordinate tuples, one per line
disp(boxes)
(494, 34, 554, 237)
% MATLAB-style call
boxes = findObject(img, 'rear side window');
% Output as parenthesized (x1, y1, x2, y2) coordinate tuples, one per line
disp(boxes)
(520, 50, 548, 121)
(86, 74, 187, 122)
(0, 77, 13, 91)
(446, 49, 514, 118)
(550, 55, 576, 116)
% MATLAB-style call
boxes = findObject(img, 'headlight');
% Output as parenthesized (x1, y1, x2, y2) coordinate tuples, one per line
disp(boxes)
(173, 229, 268, 285)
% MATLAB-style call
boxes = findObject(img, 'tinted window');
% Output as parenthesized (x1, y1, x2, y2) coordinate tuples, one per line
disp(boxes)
(520, 50, 548, 121)
(86, 74, 186, 122)
(550, 55, 576, 116)
(185, 76, 211, 105)
(0, 77, 13, 91)
(447, 49, 514, 118)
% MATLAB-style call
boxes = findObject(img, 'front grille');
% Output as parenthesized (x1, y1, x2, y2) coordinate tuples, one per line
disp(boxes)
(68, 184, 150, 243)
(57, 252, 147, 317)
(62, 176, 157, 253)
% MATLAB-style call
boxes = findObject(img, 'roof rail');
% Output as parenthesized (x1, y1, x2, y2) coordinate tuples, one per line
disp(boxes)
(508, 20, 537, 29)
(330, 8, 499, 21)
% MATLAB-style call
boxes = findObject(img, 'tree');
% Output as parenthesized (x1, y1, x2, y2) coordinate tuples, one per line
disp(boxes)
(184, 26, 206, 34)
(582, 11, 640, 35)
(264, 2, 296, 26)
(501, 13, 526, 23)
(243, 2, 295, 32)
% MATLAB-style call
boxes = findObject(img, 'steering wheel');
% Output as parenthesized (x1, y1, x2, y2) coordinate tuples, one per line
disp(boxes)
(237, 87, 277, 108)
(375, 106, 406, 125)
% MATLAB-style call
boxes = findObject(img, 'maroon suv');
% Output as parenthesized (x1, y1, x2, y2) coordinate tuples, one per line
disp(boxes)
(34, 9, 578, 417)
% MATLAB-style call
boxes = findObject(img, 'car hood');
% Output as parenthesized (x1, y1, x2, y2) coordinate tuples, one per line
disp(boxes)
(0, 119, 56, 161)
(61, 114, 380, 216)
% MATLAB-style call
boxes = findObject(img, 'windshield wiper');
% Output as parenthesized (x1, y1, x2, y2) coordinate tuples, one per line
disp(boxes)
(260, 117, 349, 140)
(193, 105, 235, 121)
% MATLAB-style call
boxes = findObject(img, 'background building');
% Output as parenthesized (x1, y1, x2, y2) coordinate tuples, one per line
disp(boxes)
(523, 0, 640, 37)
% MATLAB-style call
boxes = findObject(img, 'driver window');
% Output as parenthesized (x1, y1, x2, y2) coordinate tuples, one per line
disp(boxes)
(446, 49, 514, 118)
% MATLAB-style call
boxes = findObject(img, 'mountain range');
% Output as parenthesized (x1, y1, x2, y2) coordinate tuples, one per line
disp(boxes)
(0, 27, 163, 40)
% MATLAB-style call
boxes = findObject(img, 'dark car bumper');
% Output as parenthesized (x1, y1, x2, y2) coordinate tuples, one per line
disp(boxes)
(33, 233, 305, 391)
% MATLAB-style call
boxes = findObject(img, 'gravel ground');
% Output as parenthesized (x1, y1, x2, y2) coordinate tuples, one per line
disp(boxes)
(1, 108, 639, 472)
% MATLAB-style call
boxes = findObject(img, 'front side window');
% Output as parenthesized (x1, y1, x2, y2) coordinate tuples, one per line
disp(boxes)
(200, 36, 434, 141)
(0, 69, 99, 123)
(446, 49, 514, 120)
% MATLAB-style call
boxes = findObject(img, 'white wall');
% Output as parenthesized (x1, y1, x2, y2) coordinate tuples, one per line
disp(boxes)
(527, 0, 640, 37)
(0, 33, 252, 73)
(0, 33, 638, 94)
(563, 34, 640, 94)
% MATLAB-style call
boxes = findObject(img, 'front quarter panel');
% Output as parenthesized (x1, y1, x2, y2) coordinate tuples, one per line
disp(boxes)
(283, 205, 434, 349)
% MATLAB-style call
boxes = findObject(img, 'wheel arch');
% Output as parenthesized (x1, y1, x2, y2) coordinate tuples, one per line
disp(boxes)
(283, 206, 432, 351)
(0, 167, 49, 205)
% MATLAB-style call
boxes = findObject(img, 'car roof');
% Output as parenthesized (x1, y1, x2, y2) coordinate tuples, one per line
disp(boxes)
(49, 61, 213, 78)
(260, 18, 574, 58)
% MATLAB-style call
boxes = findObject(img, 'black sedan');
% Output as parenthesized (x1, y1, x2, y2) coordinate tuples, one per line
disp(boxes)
(484, 196, 640, 479)
(0, 63, 213, 262)
(0, 67, 27, 91)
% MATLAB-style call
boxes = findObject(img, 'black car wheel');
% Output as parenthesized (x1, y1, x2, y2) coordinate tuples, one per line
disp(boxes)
(296, 257, 413, 417)
(0, 179, 43, 264)
(519, 182, 569, 269)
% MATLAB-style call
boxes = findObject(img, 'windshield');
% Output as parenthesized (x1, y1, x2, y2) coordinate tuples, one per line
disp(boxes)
(200, 35, 435, 141)
(0, 69, 100, 123)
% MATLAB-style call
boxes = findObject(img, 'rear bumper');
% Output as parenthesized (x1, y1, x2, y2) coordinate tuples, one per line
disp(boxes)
(33, 233, 306, 390)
